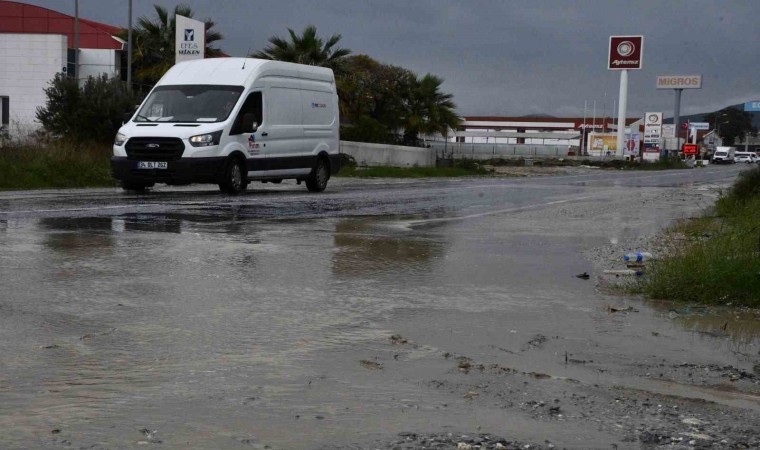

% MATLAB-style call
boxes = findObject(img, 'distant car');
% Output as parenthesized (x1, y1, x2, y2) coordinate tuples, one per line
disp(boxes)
(735, 152, 758, 164)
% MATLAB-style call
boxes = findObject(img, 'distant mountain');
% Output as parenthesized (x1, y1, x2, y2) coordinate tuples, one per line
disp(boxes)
(663, 102, 760, 129)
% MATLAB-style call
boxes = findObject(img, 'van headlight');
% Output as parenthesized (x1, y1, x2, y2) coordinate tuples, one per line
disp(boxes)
(114, 132, 127, 146)
(189, 130, 223, 147)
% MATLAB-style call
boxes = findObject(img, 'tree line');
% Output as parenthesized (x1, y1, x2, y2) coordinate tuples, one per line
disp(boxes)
(37, 4, 461, 146)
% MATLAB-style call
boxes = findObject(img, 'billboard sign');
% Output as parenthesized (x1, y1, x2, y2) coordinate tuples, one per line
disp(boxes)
(662, 124, 676, 138)
(689, 122, 710, 130)
(588, 133, 618, 155)
(656, 75, 702, 90)
(625, 132, 641, 157)
(608, 36, 643, 70)
(745, 101, 760, 112)
(588, 132, 640, 156)
(644, 112, 662, 146)
(682, 144, 698, 155)
(175, 15, 205, 64)
(643, 143, 661, 161)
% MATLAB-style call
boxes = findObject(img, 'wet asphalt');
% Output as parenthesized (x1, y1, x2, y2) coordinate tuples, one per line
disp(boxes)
(0, 164, 758, 449)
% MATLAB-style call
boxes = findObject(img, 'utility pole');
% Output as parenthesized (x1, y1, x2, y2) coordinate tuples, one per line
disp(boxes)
(127, 0, 132, 92)
(672, 88, 682, 152)
(74, 0, 79, 83)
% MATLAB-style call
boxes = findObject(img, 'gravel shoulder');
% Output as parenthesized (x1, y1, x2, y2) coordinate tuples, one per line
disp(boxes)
(327, 171, 760, 450)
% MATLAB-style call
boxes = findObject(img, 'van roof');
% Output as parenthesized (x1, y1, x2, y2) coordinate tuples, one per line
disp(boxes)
(156, 57, 335, 87)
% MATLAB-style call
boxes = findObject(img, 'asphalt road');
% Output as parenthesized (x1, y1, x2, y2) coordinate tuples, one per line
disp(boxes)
(1, 164, 758, 449)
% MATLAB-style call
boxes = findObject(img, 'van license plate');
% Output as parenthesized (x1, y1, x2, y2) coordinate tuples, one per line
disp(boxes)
(137, 161, 168, 169)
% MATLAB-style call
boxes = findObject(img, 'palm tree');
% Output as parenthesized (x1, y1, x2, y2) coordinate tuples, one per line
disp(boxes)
(124, 4, 224, 86)
(403, 74, 461, 145)
(251, 25, 351, 71)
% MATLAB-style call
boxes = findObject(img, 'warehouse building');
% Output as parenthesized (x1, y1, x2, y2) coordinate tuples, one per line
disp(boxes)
(0, 0, 124, 137)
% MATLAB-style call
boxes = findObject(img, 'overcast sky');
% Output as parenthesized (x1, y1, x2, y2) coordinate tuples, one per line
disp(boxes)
(19, 0, 760, 118)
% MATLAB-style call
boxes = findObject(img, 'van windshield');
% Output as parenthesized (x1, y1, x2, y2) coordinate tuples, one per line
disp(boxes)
(135, 85, 245, 123)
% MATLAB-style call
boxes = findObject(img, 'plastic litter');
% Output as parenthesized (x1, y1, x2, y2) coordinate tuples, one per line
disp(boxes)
(623, 251, 653, 263)
(603, 269, 643, 276)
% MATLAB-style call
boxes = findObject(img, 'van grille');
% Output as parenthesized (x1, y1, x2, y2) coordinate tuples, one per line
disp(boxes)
(125, 137, 185, 161)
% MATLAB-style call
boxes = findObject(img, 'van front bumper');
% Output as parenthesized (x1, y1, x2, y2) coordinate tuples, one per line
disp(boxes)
(111, 156, 227, 185)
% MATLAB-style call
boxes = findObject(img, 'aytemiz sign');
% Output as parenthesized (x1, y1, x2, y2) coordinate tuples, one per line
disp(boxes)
(608, 35, 643, 70)
(656, 75, 702, 89)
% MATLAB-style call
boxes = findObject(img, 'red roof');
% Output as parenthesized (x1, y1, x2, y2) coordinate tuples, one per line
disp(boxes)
(0, 1, 123, 49)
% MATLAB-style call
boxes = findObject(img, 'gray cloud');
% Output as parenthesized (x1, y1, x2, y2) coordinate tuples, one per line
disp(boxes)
(19, 0, 760, 117)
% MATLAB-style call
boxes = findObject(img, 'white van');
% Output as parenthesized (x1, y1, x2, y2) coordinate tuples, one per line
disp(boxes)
(112, 58, 340, 193)
(712, 146, 735, 164)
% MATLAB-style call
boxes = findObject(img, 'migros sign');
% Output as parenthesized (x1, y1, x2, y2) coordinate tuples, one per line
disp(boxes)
(656, 75, 702, 90)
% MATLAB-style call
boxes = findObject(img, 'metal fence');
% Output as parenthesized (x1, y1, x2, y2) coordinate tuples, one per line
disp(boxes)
(429, 142, 579, 160)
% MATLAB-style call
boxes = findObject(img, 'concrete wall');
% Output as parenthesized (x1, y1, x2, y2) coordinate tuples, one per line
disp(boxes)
(340, 141, 435, 167)
(0, 33, 67, 136)
(430, 142, 577, 159)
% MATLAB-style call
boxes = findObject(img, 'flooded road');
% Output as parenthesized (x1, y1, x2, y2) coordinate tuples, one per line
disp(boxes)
(1, 165, 758, 449)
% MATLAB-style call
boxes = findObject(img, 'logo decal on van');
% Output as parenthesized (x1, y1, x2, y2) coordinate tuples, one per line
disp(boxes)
(311, 102, 326, 108)
(247, 134, 259, 155)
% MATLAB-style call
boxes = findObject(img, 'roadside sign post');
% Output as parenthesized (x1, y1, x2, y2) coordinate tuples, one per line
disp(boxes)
(656, 75, 702, 156)
(608, 36, 643, 157)
(643, 112, 662, 161)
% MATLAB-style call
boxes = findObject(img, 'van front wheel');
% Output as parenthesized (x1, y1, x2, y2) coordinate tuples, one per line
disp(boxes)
(219, 157, 247, 194)
(306, 157, 329, 193)
(122, 181, 153, 193)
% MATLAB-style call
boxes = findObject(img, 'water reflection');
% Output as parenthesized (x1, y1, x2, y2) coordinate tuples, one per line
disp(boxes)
(39, 217, 115, 258)
(332, 218, 444, 279)
(647, 301, 760, 344)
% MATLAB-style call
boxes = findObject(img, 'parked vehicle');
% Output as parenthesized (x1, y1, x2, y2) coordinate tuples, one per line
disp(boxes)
(735, 152, 758, 164)
(112, 58, 340, 193)
(712, 146, 736, 164)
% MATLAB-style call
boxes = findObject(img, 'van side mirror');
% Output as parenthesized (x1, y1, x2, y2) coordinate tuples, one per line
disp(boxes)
(243, 113, 258, 132)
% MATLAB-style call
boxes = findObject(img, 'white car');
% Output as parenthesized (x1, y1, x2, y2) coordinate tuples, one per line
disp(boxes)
(735, 152, 758, 164)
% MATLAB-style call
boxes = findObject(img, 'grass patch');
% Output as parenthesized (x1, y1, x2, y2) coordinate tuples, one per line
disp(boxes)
(632, 166, 760, 306)
(337, 160, 489, 178)
(0, 142, 115, 190)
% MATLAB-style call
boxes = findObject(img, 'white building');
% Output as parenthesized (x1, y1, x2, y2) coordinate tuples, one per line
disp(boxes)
(0, 1, 124, 138)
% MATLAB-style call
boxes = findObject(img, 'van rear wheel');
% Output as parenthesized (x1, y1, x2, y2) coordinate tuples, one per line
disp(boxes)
(305, 157, 329, 193)
(219, 157, 247, 194)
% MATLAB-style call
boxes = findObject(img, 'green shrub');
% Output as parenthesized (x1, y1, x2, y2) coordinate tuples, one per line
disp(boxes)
(715, 165, 760, 214)
(340, 117, 398, 145)
(36, 74, 137, 143)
